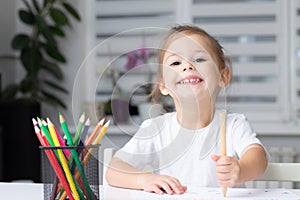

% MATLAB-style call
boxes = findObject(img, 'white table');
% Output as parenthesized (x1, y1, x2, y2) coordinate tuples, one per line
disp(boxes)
(0, 182, 299, 200)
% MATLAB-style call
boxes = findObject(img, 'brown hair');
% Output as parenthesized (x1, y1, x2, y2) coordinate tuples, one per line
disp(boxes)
(150, 24, 232, 102)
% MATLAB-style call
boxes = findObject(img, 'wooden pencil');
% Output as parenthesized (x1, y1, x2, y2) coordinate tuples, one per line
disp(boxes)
(79, 118, 91, 146)
(85, 118, 105, 145)
(73, 112, 85, 145)
(92, 120, 110, 145)
(220, 111, 227, 197)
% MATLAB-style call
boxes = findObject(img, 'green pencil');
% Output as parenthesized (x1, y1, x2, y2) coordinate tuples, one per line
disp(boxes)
(59, 113, 94, 200)
(36, 117, 55, 146)
(73, 112, 85, 145)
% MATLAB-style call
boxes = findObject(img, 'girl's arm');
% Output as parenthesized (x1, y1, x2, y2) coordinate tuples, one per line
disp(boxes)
(106, 157, 187, 195)
(212, 144, 268, 187)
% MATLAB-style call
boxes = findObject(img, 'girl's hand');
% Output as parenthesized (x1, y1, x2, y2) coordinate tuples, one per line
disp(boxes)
(211, 155, 241, 187)
(138, 174, 187, 195)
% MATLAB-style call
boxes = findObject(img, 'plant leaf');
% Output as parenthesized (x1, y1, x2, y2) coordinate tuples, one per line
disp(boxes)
(49, 25, 65, 37)
(44, 80, 68, 94)
(22, 0, 33, 13)
(11, 34, 30, 50)
(0, 84, 19, 101)
(19, 76, 37, 93)
(42, 0, 48, 8)
(50, 7, 69, 26)
(44, 46, 66, 63)
(32, 0, 41, 13)
(41, 31, 57, 47)
(62, 2, 81, 21)
(35, 15, 57, 46)
(41, 90, 67, 108)
(41, 60, 63, 80)
(20, 47, 42, 73)
(19, 9, 34, 25)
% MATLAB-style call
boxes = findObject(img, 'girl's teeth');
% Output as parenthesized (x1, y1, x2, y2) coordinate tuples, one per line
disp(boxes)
(180, 79, 201, 84)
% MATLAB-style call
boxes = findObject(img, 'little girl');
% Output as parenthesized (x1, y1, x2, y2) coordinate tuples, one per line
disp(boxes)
(105, 25, 269, 195)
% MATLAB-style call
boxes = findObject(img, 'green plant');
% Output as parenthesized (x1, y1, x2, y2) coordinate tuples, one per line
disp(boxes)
(1, 0, 80, 108)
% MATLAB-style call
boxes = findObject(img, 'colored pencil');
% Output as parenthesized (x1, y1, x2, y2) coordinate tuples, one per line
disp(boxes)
(85, 118, 105, 146)
(47, 118, 80, 200)
(77, 118, 91, 160)
(68, 113, 85, 171)
(54, 126, 71, 159)
(59, 113, 94, 200)
(37, 118, 55, 146)
(32, 122, 75, 200)
(83, 120, 110, 165)
(60, 120, 110, 200)
(47, 119, 86, 200)
(220, 111, 227, 197)
(41, 119, 71, 159)
(73, 112, 85, 145)
(79, 118, 91, 146)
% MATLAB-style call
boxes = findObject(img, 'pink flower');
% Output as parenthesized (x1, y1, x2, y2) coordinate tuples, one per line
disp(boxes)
(124, 52, 137, 71)
(124, 47, 151, 71)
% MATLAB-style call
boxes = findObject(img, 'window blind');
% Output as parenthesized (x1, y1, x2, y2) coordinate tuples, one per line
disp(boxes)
(292, 0, 300, 121)
(191, 0, 291, 124)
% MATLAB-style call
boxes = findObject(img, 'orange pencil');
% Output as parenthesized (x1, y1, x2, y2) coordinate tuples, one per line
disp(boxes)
(92, 120, 110, 145)
(220, 111, 227, 197)
(85, 118, 105, 145)
(82, 120, 110, 165)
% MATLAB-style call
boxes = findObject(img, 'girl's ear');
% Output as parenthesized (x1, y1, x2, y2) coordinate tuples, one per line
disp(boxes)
(159, 84, 169, 95)
(219, 67, 232, 87)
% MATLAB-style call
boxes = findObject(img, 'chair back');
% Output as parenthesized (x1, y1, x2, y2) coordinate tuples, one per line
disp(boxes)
(257, 163, 300, 182)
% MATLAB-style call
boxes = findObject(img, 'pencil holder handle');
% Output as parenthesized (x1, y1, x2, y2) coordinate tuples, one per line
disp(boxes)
(40, 145, 100, 200)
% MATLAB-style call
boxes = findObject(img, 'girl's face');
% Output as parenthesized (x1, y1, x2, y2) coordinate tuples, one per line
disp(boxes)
(160, 34, 222, 103)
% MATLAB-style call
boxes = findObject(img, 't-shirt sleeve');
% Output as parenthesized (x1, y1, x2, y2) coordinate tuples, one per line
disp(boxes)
(231, 114, 270, 160)
(113, 119, 159, 170)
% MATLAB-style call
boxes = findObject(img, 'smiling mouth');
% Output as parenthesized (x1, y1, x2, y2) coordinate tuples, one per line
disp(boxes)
(177, 78, 203, 84)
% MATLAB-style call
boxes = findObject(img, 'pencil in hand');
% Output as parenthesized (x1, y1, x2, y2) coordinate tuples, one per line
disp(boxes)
(220, 111, 227, 197)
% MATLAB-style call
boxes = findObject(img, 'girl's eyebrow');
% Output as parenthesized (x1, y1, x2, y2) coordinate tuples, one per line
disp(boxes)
(164, 53, 178, 61)
(165, 49, 208, 61)
(194, 49, 209, 54)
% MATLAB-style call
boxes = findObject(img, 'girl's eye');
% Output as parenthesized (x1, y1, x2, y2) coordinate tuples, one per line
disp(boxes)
(170, 61, 181, 66)
(194, 58, 206, 63)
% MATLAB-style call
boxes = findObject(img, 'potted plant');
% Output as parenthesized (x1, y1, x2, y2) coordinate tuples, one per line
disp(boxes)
(110, 68, 131, 123)
(1, 0, 80, 108)
(0, 0, 80, 182)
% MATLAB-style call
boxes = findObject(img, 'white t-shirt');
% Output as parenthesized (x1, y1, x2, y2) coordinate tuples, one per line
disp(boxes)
(114, 109, 267, 187)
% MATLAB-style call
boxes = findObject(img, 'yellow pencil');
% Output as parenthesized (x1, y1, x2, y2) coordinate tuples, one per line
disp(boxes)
(92, 120, 110, 145)
(47, 118, 80, 200)
(220, 111, 227, 197)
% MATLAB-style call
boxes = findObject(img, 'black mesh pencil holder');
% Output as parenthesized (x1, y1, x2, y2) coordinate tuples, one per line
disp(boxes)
(40, 145, 100, 200)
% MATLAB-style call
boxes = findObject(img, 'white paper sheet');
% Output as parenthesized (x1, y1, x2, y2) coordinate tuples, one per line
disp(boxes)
(102, 186, 299, 200)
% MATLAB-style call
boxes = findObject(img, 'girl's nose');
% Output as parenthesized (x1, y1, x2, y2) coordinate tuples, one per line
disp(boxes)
(182, 61, 195, 72)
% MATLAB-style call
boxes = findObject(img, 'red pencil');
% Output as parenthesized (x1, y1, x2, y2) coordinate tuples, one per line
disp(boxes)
(33, 123, 75, 200)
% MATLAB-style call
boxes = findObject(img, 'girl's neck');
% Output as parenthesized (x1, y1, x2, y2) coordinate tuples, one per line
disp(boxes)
(175, 100, 214, 130)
